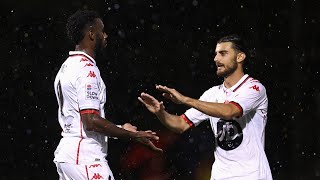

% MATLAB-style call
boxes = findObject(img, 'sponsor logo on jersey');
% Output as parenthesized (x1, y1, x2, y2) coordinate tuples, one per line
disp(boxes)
(86, 83, 99, 100)
(217, 119, 243, 150)
(87, 71, 96, 78)
(64, 124, 72, 133)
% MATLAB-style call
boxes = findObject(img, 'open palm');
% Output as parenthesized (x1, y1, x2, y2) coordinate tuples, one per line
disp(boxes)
(138, 92, 165, 114)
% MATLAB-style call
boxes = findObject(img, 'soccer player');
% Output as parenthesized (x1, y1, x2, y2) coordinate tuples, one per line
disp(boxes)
(139, 35, 273, 180)
(53, 10, 162, 180)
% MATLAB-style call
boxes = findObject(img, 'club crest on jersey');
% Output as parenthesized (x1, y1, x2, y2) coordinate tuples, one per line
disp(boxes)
(86, 83, 99, 100)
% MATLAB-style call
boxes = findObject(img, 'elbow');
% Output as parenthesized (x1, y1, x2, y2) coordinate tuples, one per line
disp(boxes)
(175, 123, 190, 134)
(175, 128, 185, 134)
(221, 107, 241, 120)
(83, 122, 95, 132)
(82, 118, 97, 132)
(221, 108, 236, 120)
(81, 114, 100, 132)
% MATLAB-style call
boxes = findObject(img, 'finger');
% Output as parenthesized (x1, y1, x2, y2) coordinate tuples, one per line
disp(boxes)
(138, 97, 147, 105)
(147, 134, 159, 141)
(147, 141, 163, 152)
(156, 85, 167, 91)
(160, 101, 165, 109)
(145, 130, 156, 135)
(141, 92, 156, 100)
(162, 93, 172, 99)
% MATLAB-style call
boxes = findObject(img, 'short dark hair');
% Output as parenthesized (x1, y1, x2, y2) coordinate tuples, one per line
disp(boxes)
(66, 10, 100, 44)
(217, 34, 248, 56)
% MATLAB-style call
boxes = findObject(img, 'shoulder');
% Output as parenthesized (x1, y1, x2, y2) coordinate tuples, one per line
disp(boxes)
(67, 55, 94, 67)
(204, 84, 221, 94)
(242, 77, 267, 95)
(200, 84, 222, 99)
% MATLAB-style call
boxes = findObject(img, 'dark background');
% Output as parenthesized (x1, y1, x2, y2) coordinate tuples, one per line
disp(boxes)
(1, 0, 320, 179)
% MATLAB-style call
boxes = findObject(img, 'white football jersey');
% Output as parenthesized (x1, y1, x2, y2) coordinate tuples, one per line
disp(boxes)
(53, 51, 108, 164)
(183, 74, 272, 180)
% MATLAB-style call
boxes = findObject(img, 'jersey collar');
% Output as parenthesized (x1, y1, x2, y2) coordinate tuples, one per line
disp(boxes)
(223, 74, 250, 92)
(69, 51, 96, 65)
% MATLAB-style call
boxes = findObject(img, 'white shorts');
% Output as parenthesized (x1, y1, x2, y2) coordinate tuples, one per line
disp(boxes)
(55, 161, 114, 180)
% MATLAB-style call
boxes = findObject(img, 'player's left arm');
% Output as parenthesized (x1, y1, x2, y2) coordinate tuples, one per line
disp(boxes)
(183, 98, 241, 120)
(228, 82, 267, 117)
(156, 85, 241, 120)
(184, 83, 266, 120)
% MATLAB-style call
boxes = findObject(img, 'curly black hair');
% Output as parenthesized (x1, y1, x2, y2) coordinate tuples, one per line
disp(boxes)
(66, 10, 101, 44)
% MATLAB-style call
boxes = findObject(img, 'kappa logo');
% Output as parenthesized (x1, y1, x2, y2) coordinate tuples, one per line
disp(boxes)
(91, 173, 103, 180)
(87, 71, 96, 78)
(89, 164, 102, 168)
(250, 85, 260, 91)
(84, 63, 94, 67)
(80, 58, 89, 62)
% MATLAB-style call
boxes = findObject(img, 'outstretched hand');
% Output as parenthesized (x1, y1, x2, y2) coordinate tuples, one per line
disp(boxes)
(138, 92, 165, 114)
(155, 85, 187, 104)
(122, 123, 137, 132)
(134, 130, 163, 153)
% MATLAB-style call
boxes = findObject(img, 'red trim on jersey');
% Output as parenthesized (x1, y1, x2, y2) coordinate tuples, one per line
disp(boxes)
(180, 114, 194, 127)
(69, 54, 94, 63)
(76, 138, 83, 164)
(76, 117, 84, 165)
(80, 109, 100, 115)
(229, 101, 243, 117)
(85, 165, 89, 180)
(233, 76, 250, 92)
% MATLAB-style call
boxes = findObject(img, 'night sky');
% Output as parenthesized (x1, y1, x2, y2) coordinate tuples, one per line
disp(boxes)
(1, 0, 320, 179)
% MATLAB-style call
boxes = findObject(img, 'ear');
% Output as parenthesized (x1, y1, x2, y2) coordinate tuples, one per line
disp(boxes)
(236, 52, 246, 63)
(88, 26, 95, 41)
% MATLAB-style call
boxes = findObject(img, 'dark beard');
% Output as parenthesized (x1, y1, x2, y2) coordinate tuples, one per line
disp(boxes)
(217, 62, 237, 78)
(94, 35, 106, 58)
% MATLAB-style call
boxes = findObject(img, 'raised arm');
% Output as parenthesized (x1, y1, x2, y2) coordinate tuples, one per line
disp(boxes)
(156, 85, 242, 120)
(138, 93, 191, 134)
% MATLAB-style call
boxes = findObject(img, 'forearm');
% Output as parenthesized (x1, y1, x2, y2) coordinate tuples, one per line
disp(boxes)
(155, 110, 190, 134)
(82, 114, 135, 139)
(184, 97, 239, 120)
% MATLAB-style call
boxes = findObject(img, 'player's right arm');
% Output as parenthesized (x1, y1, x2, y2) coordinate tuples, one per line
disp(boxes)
(138, 93, 191, 134)
(75, 58, 159, 142)
(80, 110, 159, 140)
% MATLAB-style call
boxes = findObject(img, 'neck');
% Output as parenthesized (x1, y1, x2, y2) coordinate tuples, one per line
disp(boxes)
(75, 44, 95, 59)
(223, 68, 245, 89)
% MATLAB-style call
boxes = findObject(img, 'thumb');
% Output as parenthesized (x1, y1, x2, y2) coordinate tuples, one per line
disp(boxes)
(160, 101, 165, 109)
(162, 93, 172, 99)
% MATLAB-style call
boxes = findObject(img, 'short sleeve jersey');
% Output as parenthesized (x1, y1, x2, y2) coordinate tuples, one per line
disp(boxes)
(183, 74, 272, 180)
(53, 51, 108, 164)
